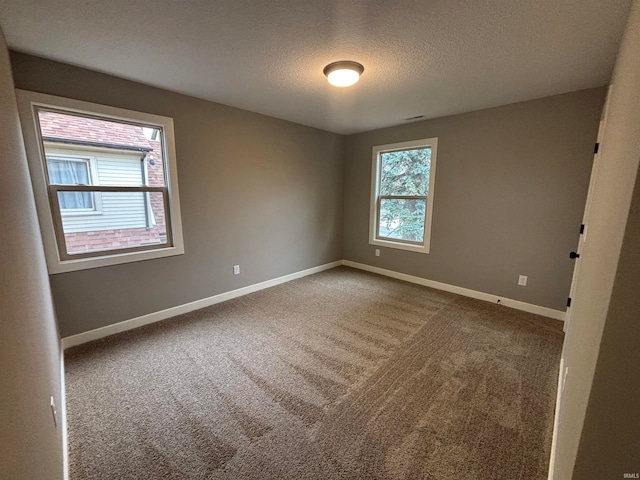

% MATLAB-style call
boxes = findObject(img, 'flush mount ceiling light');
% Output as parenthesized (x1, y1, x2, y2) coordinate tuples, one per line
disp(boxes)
(323, 61, 364, 87)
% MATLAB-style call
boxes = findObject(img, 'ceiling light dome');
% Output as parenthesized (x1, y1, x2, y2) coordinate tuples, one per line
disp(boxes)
(323, 61, 364, 87)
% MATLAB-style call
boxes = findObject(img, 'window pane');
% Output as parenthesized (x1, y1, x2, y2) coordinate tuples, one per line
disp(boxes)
(378, 198, 426, 242)
(47, 158, 90, 185)
(47, 158, 94, 209)
(58, 191, 94, 210)
(38, 109, 166, 188)
(380, 147, 431, 196)
(58, 191, 168, 255)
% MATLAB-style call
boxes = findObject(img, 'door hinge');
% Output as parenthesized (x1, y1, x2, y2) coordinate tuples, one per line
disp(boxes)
(580, 224, 585, 234)
(594, 142, 600, 154)
(567, 297, 572, 308)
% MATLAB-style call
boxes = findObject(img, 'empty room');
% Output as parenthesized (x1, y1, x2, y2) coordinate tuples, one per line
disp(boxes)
(1, 1, 639, 479)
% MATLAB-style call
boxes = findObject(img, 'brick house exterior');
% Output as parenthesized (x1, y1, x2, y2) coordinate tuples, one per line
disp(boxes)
(39, 111, 167, 254)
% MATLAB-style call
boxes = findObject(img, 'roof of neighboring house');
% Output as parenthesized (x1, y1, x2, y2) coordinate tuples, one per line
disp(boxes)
(38, 110, 157, 152)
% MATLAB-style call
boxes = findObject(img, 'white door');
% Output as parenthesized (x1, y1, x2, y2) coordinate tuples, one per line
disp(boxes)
(564, 86, 613, 333)
(547, 86, 614, 478)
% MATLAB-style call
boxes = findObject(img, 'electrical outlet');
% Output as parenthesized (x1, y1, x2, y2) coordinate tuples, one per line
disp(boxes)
(50, 396, 57, 428)
(375, 249, 380, 257)
(233, 265, 240, 275)
(518, 275, 528, 286)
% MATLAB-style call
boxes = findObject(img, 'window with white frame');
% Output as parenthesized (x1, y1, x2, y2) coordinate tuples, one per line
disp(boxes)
(17, 90, 184, 273)
(369, 138, 438, 253)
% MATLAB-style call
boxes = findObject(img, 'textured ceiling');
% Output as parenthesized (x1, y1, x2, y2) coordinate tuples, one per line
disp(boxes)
(0, 0, 632, 134)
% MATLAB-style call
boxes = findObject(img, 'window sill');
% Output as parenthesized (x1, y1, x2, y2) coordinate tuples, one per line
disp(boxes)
(369, 237, 430, 254)
(61, 210, 103, 217)
(49, 244, 185, 274)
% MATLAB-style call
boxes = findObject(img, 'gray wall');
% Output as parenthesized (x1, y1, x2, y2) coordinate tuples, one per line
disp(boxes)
(10, 52, 345, 338)
(0, 32, 64, 479)
(343, 88, 605, 311)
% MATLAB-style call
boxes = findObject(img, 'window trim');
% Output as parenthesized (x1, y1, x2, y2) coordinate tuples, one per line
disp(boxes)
(16, 89, 185, 274)
(369, 137, 438, 254)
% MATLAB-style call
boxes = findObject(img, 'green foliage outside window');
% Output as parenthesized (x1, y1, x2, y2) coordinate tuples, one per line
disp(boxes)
(378, 148, 431, 242)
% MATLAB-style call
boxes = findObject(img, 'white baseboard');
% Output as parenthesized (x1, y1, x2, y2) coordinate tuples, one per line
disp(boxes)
(62, 258, 565, 349)
(547, 356, 565, 480)
(342, 260, 566, 321)
(61, 260, 343, 349)
(59, 342, 69, 480)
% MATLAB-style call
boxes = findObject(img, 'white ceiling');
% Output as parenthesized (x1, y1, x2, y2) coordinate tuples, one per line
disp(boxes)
(0, 0, 632, 134)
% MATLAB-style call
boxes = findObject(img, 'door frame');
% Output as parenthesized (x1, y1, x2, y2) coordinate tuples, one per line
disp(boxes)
(564, 85, 613, 332)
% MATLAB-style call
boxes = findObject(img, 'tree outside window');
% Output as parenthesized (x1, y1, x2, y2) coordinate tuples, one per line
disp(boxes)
(370, 138, 438, 254)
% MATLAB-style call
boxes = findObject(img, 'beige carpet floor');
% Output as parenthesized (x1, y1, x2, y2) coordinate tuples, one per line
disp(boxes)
(65, 266, 563, 480)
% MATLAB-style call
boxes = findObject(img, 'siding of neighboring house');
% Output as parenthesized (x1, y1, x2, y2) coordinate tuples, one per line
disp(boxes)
(46, 146, 148, 233)
(38, 111, 167, 253)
